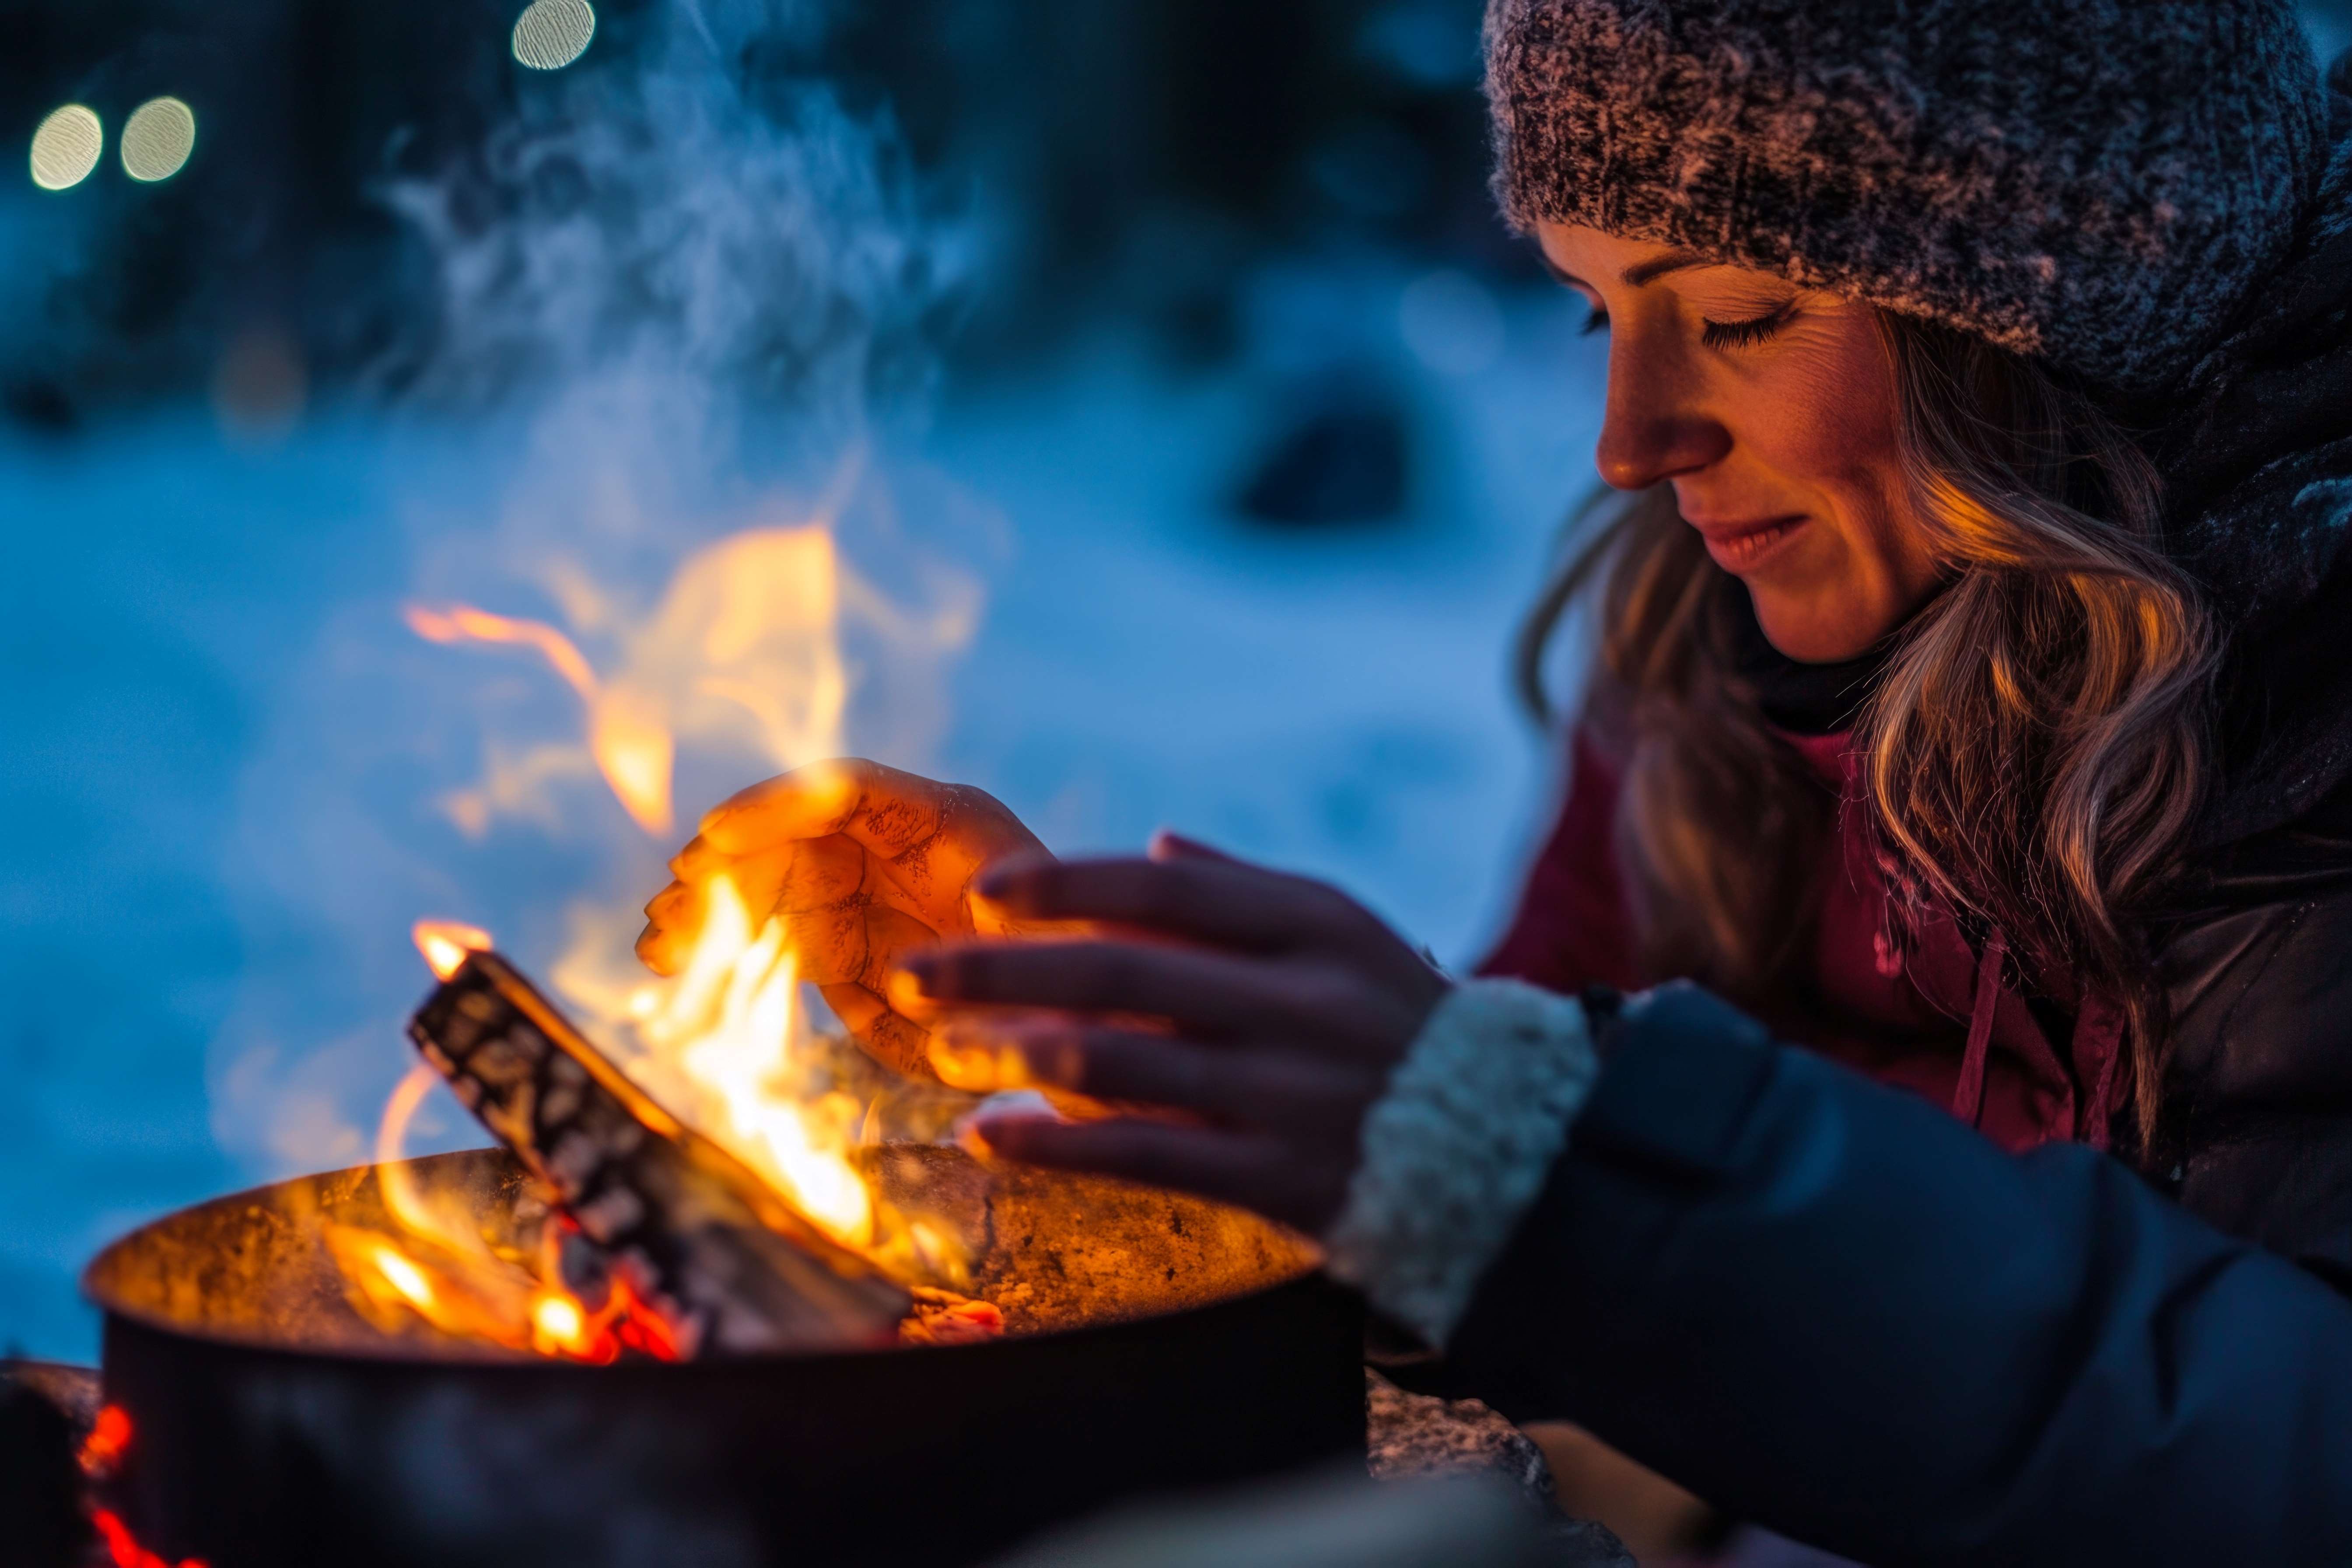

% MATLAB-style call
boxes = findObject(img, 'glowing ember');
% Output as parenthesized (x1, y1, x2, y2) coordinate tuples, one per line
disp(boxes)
(91, 1508, 208, 1568)
(412, 920, 494, 982)
(79, 1403, 133, 1477)
(79, 1408, 211, 1568)
(324, 1046, 681, 1362)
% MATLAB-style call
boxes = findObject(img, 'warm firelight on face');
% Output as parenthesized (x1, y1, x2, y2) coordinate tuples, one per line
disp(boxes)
(412, 919, 495, 982)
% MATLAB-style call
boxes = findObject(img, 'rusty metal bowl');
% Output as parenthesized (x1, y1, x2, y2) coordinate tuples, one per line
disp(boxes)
(84, 1148, 1363, 1568)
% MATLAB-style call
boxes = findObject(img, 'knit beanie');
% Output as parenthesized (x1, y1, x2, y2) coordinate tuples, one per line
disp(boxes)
(1485, 0, 2332, 393)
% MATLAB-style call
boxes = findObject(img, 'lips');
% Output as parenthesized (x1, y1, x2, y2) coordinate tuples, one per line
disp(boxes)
(1685, 513, 1809, 573)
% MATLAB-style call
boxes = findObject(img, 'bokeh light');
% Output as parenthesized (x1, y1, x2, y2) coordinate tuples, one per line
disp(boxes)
(29, 104, 103, 192)
(512, 0, 596, 70)
(121, 97, 197, 183)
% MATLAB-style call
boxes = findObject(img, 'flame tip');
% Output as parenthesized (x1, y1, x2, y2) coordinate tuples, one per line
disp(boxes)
(412, 919, 494, 981)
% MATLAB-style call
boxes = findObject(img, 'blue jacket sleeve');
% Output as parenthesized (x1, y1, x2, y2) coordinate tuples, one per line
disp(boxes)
(1440, 984, 2352, 1568)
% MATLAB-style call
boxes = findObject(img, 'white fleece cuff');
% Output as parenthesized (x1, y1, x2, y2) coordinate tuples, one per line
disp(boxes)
(1322, 979, 1600, 1349)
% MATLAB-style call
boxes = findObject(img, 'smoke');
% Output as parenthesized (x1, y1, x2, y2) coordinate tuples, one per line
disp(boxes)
(210, 0, 993, 1176)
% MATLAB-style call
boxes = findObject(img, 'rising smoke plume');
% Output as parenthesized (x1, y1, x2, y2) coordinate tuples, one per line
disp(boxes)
(211, 0, 990, 1176)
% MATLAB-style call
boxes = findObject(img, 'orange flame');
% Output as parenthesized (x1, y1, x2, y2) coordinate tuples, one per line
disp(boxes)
(325, 1036, 682, 1363)
(404, 602, 676, 836)
(411, 920, 493, 982)
(361, 522, 969, 1354)
(626, 873, 875, 1247)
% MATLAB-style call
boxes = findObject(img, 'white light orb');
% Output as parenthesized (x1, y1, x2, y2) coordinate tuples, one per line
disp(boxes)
(29, 104, 103, 192)
(513, 0, 596, 70)
(121, 97, 197, 183)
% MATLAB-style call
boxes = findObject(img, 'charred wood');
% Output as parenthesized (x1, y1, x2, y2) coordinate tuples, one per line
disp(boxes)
(407, 950, 910, 1356)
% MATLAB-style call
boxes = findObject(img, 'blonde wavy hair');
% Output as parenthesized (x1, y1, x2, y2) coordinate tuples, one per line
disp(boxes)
(1517, 314, 2217, 1143)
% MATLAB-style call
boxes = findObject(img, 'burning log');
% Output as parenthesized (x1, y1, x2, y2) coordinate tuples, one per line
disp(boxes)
(407, 948, 910, 1356)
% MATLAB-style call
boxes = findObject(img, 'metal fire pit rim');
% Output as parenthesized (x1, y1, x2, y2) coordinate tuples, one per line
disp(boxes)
(82, 1148, 1334, 1372)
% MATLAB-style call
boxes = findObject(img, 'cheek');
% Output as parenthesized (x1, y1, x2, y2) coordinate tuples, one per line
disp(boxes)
(1730, 327, 1939, 654)
(1756, 342, 1921, 571)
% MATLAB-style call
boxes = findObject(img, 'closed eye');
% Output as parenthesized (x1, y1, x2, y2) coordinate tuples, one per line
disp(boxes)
(1579, 307, 1609, 337)
(1701, 302, 1798, 350)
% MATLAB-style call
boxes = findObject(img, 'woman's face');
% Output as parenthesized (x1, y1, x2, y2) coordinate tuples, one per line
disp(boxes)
(1538, 222, 1943, 663)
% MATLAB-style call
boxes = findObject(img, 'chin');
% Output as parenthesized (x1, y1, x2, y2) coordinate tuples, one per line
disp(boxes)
(1748, 588, 1887, 664)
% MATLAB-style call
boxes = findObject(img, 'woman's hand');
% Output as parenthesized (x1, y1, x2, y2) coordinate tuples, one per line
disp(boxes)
(638, 759, 1049, 1075)
(896, 835, 1450, 1235)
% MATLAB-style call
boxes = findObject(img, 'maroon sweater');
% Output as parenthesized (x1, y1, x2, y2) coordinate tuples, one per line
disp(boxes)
(1481, 724, 2126, 1153)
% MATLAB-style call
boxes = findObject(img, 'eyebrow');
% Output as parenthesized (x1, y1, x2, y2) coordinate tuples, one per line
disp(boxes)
(1540, 247, 1718, 290)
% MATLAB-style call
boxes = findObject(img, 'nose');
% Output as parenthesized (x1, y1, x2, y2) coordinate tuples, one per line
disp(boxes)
(1593, 327, 1730, 492)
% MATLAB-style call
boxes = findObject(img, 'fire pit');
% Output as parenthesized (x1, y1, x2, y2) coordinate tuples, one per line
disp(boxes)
(83, 1147, 1364, 1568)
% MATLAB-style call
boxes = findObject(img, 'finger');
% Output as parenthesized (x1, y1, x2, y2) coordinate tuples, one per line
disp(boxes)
(637, 840, 799, 975)
(895, 940, 1333, 1040)
(973, 855, 1377, 954)
(700, 760, 1042, 924)
(969, 1115, 1325, 1232)
(819, 983, 937, 1079)
(696, 758, 888, 848)
(1148, 829, 1245, 864)
(637, 886, 691, 976)
(929, 1015, 1377, 1127)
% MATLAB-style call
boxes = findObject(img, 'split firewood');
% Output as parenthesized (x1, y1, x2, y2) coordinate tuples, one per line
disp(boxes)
(407, 949, 911, 1357)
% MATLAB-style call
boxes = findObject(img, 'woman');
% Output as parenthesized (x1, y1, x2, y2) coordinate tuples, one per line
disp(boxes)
(641, 2, 2352, 1561)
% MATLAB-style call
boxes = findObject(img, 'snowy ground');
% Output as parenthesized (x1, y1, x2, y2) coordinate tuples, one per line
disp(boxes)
(0, 266, 1604, 1361)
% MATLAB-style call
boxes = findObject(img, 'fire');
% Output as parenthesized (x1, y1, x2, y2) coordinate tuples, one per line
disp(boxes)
(325, 1049, 679, 1362)
(78, 1407, 212, 1568)
(91, 1508, 208, 1568)
(412, 919, 493, 982)
(403, 525, 884, 844)
(405, 601, 676, 836)
(346, 520, 973, 1356)
(628, 872, 877, 1246)
(80, 1403, 133, 1477)
(532, 1291, 586, 1346)
(370, 1241, 438, 1310)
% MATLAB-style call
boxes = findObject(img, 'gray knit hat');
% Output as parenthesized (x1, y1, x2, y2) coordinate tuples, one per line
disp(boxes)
(1485, 0, 2332, 393)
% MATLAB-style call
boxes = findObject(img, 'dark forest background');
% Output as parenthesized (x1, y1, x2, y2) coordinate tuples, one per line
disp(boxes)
(0, 0, 1523, 434)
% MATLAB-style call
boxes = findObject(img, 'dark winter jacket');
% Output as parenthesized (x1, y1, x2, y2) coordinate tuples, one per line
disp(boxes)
(1441, 983, 2352, 1566)
(1434, 65, 2352, 1566)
